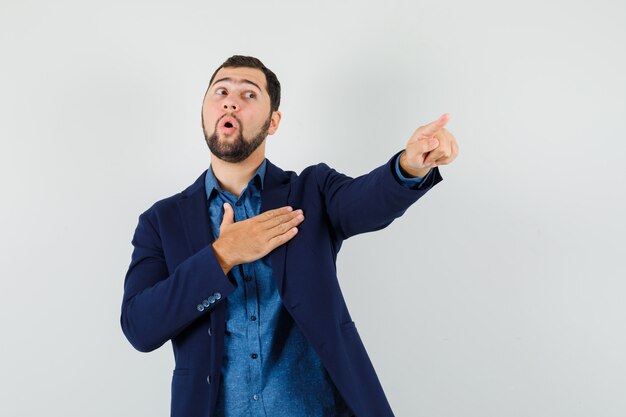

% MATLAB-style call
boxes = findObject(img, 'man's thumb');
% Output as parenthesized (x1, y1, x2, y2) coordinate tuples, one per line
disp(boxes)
(221, 203, 234, 226)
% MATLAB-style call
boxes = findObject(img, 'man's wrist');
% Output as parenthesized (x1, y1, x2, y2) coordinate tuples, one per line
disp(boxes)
(211, 240, 233, 275)
(399, 151, 431, 179)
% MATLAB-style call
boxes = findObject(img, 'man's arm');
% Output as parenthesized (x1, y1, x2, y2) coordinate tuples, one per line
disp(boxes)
(120, 208, 237, 353)
(314, 149, 443, 241)
(120, 203, 303, 352)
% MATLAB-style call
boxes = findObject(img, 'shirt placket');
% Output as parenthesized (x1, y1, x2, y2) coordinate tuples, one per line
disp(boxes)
(234, 194, 266, 416)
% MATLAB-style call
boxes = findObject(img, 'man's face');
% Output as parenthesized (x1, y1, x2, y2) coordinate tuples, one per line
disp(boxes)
(201, 66, 280, 163)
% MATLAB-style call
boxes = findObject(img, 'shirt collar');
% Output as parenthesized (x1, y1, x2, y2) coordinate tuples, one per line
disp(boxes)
(205, 158, 267, 200)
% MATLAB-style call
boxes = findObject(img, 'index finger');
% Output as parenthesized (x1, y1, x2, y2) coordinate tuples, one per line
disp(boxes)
(420, 113, 450, 136)
(261, 205, 293, 220)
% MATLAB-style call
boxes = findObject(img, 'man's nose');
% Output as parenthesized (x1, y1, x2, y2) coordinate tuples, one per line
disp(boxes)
(223, 102, 238, 111)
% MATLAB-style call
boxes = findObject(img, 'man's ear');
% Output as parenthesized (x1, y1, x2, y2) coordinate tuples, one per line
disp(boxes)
(267, 110, 282, 135)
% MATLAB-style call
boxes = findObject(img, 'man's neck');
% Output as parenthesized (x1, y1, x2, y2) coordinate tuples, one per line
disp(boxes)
(210, 150, 265, 198)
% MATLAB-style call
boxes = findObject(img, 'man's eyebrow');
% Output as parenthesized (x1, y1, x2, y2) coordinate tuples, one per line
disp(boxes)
(212, 77, 262, 93)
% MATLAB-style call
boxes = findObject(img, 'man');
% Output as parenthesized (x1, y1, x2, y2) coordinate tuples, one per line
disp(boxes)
(120, 55, 458, 417)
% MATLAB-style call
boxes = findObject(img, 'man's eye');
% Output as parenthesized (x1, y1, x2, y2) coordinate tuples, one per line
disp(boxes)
(215, 88, 227, 95)
(244, 91, 256, 99)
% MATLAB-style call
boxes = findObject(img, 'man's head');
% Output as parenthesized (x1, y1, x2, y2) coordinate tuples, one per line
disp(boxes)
(201, 55, 282, 163)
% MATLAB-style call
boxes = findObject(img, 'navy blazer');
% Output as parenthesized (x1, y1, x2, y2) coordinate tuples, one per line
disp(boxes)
(121, 149, 443, 417)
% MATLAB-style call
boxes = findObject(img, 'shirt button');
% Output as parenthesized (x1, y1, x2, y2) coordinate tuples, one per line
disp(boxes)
(250, 315, 256, 321)
(252, 394, 259, 401)
(251, 353, 258, 359)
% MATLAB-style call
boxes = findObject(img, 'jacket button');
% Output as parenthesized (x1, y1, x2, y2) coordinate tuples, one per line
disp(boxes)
(208, 328, 212, 336)
(207, 375, 211, 384)
(202, 299, 210, 307)
(208, 295, 216, 303)
(214, 292, 222, 300)
(197, 304, 205, 312)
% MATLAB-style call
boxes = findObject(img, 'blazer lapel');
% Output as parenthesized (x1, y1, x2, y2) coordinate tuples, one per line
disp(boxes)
(177, 170, 213, 255)
(260, 158, 292, 299)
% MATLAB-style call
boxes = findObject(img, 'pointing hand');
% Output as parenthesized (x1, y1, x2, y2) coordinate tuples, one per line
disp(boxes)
(399, 113, 459, 178)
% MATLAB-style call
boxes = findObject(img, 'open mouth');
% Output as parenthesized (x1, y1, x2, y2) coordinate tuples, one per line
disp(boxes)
(220, 117, 238, 133)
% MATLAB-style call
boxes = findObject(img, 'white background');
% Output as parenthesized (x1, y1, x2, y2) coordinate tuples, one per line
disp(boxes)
(1, 0, 625, 416)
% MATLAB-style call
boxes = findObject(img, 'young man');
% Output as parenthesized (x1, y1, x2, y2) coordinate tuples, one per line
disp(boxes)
(121, 55, 458, 417)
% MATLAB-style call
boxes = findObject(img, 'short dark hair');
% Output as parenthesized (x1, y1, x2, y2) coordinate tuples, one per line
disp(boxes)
(208, 55, 281, 112)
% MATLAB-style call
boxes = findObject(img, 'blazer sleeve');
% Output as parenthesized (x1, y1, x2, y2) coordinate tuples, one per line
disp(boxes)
(120, 207, 236, 353)
(314, 149, 443, 241)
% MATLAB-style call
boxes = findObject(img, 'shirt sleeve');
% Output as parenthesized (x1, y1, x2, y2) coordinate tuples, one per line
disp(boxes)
(393, 152, 433, 189)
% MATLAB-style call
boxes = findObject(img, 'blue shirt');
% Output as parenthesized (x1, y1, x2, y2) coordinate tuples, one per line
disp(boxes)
(205, 154, 431, 417)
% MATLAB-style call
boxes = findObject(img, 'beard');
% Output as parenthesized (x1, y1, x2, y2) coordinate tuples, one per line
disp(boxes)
(203, 113, 272, 163)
